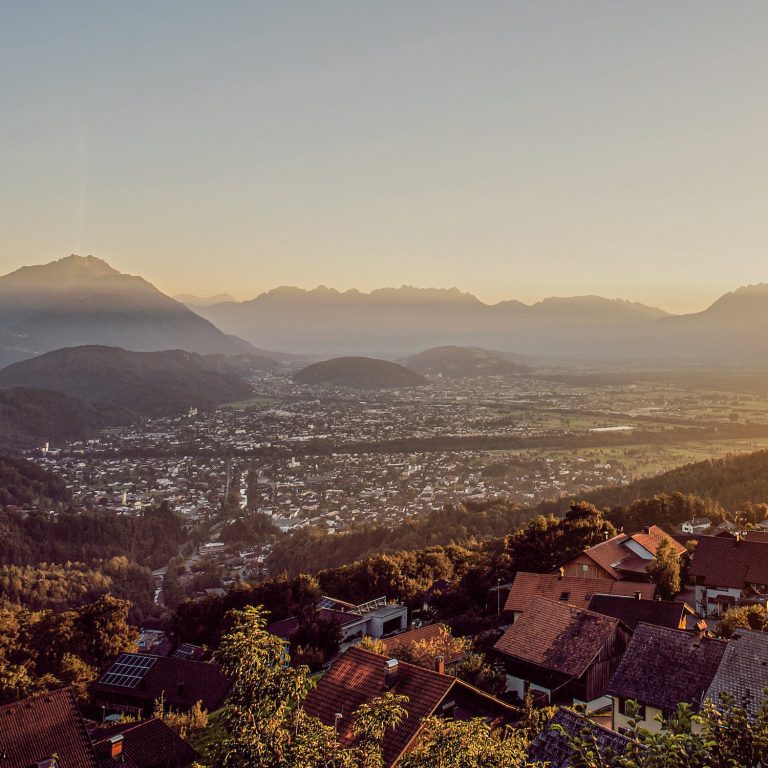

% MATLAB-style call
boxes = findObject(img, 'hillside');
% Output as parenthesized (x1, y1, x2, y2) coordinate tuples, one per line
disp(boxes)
(294, 356, 426, 389)
(0, 388, 131, 449)
(0, 255, 255, 365)
(404, 346, 531, 377)
(0, 454, 71, 507)
(0, 346, 254, 417)
(538, 449, 768, 515)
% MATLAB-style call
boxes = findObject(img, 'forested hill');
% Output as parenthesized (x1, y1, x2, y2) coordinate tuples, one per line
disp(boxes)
(0, 454, 70, 507)
(538, 449, 768, 515)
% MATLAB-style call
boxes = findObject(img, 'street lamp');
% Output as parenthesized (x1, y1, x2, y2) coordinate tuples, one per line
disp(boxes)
(497, 578, 501, 615)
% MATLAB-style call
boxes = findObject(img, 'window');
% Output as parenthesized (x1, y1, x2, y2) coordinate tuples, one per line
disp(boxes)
(619, 698, 646, 720)
(559, 591, 570, 601)
(582, 564, 589, 573)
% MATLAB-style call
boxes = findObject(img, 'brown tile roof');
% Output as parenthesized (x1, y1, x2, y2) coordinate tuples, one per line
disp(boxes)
(587, 594, 692, 631)
(527, 707, 633, 768)
(493, 597, 622, 678)
(0, 687, 97, 768)
(689, 535, 768, 589)
(91, 654, 231, 712)
(303, 646, 455, 767)
(505, 572, 654, 613)
(380, 624, 465, 664)
(704, 628, 768, 717)
(607, 623, 726, 712)
(93, 719, 200, 768)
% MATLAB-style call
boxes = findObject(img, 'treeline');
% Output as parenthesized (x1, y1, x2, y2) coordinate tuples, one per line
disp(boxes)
(175, 503, 618, 649)
(539, 450, 768, 515)
(0, 454, 70, 507)
(267, 499, 531, 577)
(0, 556, 154, 616)
(0, 595, 136, 704)
(0, 503, 186, 570)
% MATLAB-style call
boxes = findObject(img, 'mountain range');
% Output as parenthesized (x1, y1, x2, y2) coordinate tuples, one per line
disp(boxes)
(189, 283, 768, 362)
(0, 255, 256, 366)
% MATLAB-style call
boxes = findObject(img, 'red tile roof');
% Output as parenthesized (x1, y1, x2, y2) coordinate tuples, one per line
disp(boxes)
(505, 572, 655, 613)
(580, 534, 632, 579)
(93, 719, 200, 768)
(493, 597, 622, 678)
(380, 624, 466, 664)
(689, 535, 768, 589)
(629, 526, 687, 557)
(303, 646, 455, 767)
(0, 688, 97, 768)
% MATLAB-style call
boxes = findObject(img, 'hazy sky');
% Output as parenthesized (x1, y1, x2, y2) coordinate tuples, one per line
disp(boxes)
(2, 2, 767, 312)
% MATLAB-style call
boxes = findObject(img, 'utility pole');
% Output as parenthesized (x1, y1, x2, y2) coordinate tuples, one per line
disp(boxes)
(497, 578, 501, 615)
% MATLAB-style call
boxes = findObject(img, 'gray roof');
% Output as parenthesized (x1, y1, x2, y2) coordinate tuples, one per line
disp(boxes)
(607, 623, 727, 712)
(704, 628, 768, 717)
(527, 707, 633, 768)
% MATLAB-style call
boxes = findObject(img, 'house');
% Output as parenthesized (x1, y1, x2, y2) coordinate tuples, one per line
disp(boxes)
(680, 517, 711, 535)
(380, 623, 467, 667)
(606, 623, 726, 734)
(0, 687, 98, 768)
(504, 571, 655, 621)
(493, 596, 631, 710)
(703, 628, 768, 717)
(91, 653, 231, 717)
(527, 706, 634, 768)
(303, 646, 515, 767)
(267, 595, 408, 648)
(688, 534, 768, 616)
(558, 526, 686, 581)
(587, 594, 695, 631)
(92, 719, 200, 768)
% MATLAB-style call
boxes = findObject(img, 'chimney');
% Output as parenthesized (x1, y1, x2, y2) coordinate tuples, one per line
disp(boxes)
(109, 735, 124, 760)
(558, 567, 565, 580)
(434, 655, 445, 675)
(634, 591, 642, 600)
(384, 658, 399, 688)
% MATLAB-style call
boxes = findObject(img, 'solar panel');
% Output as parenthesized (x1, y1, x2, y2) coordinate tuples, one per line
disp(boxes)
(99, 653, 156, 688)
(173, 643, 196, 660)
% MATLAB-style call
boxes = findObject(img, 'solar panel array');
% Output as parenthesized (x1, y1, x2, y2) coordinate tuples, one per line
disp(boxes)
(99, 653, 156, 688)
(318, 597, 337, 609)
(173, 643, 197, 660)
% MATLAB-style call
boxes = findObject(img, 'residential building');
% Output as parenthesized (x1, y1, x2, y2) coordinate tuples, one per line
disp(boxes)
(303, 646, 515, 767)
(703, 628, 768, 717)
(493, 596, 631, 710)
(380, 623, 467, 668)
(587, 594, 695, 631)
(504, 571, 655, 621)
(527, 707, 634, 768)
(606, 623, 726, 734)
(558, 526, 686, 581)
(0, 687, 97, 768)
(91, 653, 231, 717)
(688, 534, 768, 616)
(92, 719, 200, 768)
(680, 518, 711, 535)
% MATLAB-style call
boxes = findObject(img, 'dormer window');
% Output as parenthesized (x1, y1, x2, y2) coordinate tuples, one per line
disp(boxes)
(559, 592, 570, 601)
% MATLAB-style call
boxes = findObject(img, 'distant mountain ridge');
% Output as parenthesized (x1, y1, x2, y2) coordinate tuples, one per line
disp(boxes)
(294, 356, 426, 389)
(0, 345, 254, 418)
(0, 255, 256, 366)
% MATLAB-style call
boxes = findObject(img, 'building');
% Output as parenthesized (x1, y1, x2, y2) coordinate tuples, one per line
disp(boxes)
(267, 595, 408, 648)
(703, 628, 768, 717)
(680, 517, 711, 535)
(606, 623, 726, 734)
(92, 719, 200, 768)
(493, 596, 631, 710)
(303, 646, 515, 767)
(0, 687, 98, 768)
(91, 653, 231, 717)
(527, 706, 634, 768)
(558, 526, 686, 581)
(689, 534, 768, 617)
(380, 623, 467, 668)
(587, 593, 696, 632)
(504, 571, 655, 621)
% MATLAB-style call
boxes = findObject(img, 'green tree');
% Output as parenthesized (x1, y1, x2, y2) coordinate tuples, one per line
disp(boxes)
(646, 538, 681, 599)
(718, 604, 768, 638)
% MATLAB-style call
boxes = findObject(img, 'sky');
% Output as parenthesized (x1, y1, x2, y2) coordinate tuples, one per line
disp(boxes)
(1, 2, 768, 313)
